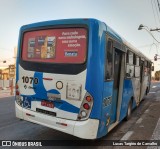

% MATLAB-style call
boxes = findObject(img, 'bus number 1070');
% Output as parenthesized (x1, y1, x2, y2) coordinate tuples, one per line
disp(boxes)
(22, 76, 39, 84)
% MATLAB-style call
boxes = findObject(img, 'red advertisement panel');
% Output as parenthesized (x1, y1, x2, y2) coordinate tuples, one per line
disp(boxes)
(22, 28, 87, 64)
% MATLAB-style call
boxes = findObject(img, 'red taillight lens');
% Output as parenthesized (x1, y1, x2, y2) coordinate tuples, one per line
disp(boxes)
(16, 84, 19, 89)
(86, 96, 92, 102)
(83, 103, 90, 110)
(16, 91, 20, 96)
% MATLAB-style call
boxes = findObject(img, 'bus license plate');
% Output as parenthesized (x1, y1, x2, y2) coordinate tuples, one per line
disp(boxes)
(41, 100, 54, 108)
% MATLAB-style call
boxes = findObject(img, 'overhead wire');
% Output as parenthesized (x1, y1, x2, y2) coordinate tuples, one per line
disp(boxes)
(157, 0, 160, 13)
(154, 0, 160, 26)
(151, 0, 158, 26)
(137, 43, 160, 48)
(150, 42, 159, 54)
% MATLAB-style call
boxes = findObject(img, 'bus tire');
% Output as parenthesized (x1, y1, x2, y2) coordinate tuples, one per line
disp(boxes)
(125, 100, 132, 121)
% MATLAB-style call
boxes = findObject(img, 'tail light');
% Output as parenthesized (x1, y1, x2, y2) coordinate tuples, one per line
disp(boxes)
(83, 103, 90, 110)
(77, 92, 93, 121)
(15, 83, 22, 107)
(86, 96, 92, 102)
(16, 84, 19, 90)
(16, 91, 20, 96)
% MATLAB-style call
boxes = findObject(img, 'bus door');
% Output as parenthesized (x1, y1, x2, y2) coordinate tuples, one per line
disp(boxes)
(110, 49, 122, 124)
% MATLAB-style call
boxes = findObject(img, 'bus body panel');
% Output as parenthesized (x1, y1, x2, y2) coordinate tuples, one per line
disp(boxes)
(119, 79, 135, 121)
(85, 20, 103, 120)
(16, 102, 99, 139)
(18, 65, 87, 120)
(97, 81, 114, 138)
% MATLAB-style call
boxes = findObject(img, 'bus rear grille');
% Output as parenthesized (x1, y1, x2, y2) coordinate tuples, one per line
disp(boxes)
(36, 108, 56, 117)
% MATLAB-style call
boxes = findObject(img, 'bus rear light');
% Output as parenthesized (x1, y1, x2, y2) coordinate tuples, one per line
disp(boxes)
(43, 78, 53, 81)
(15, 83, 22, 107)
(16, 84, 19, 89)
(83, 103, 90, 110)
(26, 113, 35, 117)
(56, 122, 67, 126)
(81, 110, 87, 117)
(77, 92, 93, 121)
(86, 96, 92, 102)
(16, 91, 20, 96)
(26, 113, 31, 116)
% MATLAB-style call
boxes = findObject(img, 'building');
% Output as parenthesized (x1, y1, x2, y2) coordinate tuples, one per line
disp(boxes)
(0, 64, 16, 80)
(0, 68, 9, 80)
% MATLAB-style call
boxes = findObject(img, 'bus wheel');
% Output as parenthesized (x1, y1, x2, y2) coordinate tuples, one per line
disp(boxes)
(125, 100, 132, 121)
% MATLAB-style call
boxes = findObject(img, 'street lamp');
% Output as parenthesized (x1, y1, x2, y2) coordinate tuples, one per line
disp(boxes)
(138, 24, 160, 43)
(138, 24, 160, 32)
(138, 24, 147, 30)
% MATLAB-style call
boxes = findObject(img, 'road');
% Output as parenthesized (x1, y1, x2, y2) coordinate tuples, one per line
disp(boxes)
(0, 82, 160, 149)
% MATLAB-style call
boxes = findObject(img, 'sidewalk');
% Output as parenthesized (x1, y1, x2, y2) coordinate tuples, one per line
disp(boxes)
(115, 85, 160, 149)
(0, 88, 15, 98)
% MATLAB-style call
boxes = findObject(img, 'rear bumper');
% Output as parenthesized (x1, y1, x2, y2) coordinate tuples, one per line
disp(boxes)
(15, 102, 99, 139)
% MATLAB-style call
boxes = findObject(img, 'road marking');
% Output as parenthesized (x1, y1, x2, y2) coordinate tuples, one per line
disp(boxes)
(144, 109, 150, 114)
(152, 86, 157, 88)
(120, 131, 133, 140)
(147, 118, 160, 149)
(150, 118, 160, 140)
(149, 92, 156, 94)
(139, 125, 144, 128)
(136, 118, 143, 124)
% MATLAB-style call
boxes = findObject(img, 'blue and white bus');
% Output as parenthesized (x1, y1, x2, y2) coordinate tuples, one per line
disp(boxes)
(15, 19, 152, 139)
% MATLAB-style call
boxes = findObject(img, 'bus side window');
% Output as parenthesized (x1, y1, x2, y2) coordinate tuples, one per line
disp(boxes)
(135, 56, 140, 78)
(126, 50, 134, 78)
(148, 62, 151, 74)
(144, 60, 148, 76)
(105, 39, 113, 80)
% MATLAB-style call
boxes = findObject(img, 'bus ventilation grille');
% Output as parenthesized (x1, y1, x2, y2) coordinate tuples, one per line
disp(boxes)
(36, 108, 56, 117)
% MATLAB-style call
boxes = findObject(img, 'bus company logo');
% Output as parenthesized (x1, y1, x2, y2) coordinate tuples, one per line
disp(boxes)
(64, 51, 78, 57)
(24, 85, 27, 89)
(2, 141, 11, 146)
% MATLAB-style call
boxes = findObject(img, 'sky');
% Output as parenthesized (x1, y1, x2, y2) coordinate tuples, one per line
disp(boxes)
(1, 0, 160, 72)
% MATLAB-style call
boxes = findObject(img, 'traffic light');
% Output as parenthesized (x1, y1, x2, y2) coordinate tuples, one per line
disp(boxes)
(154, 55, 157, 61)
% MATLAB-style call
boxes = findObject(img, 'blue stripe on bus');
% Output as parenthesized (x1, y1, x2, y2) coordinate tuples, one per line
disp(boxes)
(20, 72, 80, 114)
(21, 95, 79, 114)
(53, 100, 79, 113)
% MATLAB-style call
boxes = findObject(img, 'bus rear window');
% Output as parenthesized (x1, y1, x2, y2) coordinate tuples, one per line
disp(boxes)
(22, 28, 87, 64)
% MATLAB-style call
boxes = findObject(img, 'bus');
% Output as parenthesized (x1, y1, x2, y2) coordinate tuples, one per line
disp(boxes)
(15, 18, 152, 139)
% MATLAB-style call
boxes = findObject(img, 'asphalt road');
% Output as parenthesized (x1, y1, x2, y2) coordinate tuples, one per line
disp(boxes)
(0, 82, 160, 149)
